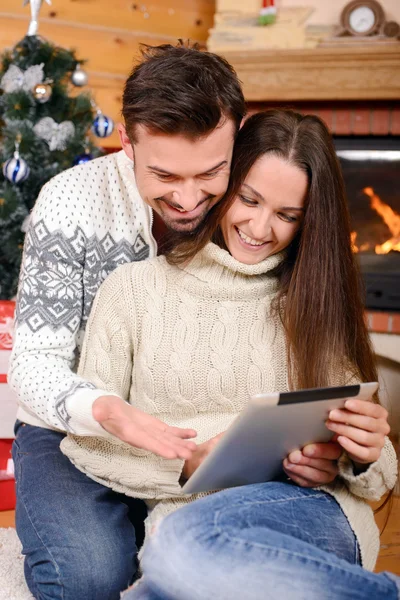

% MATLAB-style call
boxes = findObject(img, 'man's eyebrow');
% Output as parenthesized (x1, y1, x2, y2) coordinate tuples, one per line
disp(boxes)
(198, 160, 228, 175)
(147, 160, 228, 177)
(242, 184, 305, 211)
(147, 165, 174, 175)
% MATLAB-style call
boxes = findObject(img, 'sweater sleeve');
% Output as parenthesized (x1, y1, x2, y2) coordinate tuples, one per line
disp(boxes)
(8, 174, 120, 437)
(337, 436, 398, 501)
(76, 265, 134, 404)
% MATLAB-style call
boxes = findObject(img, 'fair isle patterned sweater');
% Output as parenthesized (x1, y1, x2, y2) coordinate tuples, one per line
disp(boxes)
(59, 244, 398, 571)
(9, 150, 157, 437)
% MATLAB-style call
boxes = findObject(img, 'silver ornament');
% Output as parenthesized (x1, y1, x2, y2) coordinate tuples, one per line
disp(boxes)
(3, 137, 30, 184)
(71, 65, 88, 87)
(92, 111, 114, 138)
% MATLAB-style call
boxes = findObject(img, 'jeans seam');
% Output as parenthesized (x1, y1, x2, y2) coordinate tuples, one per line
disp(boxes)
(17, 464, 65, 600)
(210, 524, 359, 579)
(212, 493, 355, 567)
(213, 491, 329, 512)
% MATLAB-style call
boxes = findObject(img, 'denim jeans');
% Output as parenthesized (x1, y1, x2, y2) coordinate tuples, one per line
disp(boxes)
(12, 421, 147, 600)
(125, 482, 400, 600)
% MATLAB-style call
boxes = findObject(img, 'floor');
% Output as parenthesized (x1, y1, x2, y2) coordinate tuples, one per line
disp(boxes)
(1, 495, 399, 576)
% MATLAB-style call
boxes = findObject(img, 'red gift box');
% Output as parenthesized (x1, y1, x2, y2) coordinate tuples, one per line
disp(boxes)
(0, 300, 15, 352)
(0, 299, 15, 384)
(0, 301, 17, 510)
(0, 439, 16, 511)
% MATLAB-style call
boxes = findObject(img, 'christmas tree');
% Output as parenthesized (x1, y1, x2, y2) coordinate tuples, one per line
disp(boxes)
(0, 2, 111, 300)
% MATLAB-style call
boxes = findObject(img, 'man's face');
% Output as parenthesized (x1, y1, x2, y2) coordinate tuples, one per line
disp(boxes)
(120, 121, 235, 233)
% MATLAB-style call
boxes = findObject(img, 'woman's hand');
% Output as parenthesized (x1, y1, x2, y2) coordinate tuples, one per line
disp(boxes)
(182, 433, 225, 481)
(93, 395, 197, 460)
(325, 399, 390, 467)
(283, 442, 342, 487)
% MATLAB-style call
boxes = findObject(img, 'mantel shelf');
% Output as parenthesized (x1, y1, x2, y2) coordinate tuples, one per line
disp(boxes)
(220, 44, 400, 102)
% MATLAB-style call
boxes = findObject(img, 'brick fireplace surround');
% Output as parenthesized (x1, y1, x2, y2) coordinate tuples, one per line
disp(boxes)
(248, 100, 400, 136)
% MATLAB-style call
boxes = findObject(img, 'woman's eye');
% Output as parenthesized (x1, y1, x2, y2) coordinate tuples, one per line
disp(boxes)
(239, 194, 258, 206)
(279, 213, 298, 223)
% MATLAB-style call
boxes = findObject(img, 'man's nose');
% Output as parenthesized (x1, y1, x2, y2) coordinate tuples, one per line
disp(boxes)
(173, 184, 206, 212)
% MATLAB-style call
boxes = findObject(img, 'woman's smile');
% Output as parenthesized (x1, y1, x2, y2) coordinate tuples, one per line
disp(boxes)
(235, 226, 270, 249)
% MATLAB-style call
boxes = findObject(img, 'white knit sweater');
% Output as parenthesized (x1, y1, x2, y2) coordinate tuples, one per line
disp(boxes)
(9, 150, 157, 436)
(60, 243, 398, 571)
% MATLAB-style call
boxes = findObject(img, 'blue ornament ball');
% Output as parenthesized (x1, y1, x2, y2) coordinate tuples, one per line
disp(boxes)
(3, 155, 30, 184)
(73, 152, 93, 166)
(92, 113, 114, 138)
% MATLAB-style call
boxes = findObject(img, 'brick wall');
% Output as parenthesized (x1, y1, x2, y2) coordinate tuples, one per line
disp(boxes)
(248, 101, 400, 136)
(366, 311, 400, 334)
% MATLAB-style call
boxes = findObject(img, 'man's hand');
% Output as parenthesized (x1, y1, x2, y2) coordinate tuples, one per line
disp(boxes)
(182, 433, 225, 481)
(92, 395, 197, 460)
(283, 441, 342, 487)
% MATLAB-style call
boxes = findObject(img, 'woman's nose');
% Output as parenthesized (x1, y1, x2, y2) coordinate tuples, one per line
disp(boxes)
(250, 213, 272, 240)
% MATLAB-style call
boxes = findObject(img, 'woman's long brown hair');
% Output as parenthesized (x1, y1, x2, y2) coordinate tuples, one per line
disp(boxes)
(166, 109, 378, 393)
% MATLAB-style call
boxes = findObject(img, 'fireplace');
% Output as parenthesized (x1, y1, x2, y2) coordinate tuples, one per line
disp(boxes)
(334, 137, 400, 311)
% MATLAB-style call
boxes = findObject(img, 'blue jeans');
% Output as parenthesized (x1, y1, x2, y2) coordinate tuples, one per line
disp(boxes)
(125, 482, 400, 600)
(12, 421, 147, 600)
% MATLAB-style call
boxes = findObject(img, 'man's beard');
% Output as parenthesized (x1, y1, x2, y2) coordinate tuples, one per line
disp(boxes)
(156, 195, 217, 233)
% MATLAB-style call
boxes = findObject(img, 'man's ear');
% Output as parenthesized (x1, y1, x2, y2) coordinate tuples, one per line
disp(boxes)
(118, 123, 134, 161)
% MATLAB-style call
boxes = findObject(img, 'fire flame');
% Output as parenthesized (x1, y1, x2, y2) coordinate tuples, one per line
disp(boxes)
(351, 187, 400, 254)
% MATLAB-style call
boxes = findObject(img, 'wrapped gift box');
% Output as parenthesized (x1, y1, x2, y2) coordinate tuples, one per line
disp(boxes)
(0, 300, 17, 510)
(0, 439, 16, 511)
(0, 300, 17, 438)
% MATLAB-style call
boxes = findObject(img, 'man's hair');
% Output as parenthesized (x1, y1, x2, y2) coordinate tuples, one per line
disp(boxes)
(122, 41, 245, 141)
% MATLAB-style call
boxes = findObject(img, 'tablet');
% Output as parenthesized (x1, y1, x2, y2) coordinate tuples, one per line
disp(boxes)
(181, 382, 378, 495)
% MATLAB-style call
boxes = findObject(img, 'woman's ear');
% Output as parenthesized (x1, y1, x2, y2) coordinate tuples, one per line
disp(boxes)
(118, 123, 134, 161)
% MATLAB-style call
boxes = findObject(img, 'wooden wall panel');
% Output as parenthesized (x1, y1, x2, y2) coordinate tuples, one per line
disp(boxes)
(0, 0, 215, 41)
(0, 0, 216, 147)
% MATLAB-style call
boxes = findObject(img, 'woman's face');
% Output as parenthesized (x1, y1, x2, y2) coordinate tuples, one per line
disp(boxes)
(220, 154, 308, 265)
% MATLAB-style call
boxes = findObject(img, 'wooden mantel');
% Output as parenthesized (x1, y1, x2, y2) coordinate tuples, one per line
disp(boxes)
(221, 45, 400, 102)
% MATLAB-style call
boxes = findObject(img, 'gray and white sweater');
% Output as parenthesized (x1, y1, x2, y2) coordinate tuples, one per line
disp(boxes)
(9, 150, 157, 436)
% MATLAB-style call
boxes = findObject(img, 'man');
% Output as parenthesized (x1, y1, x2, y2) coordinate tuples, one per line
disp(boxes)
(9, 42, 245, 600)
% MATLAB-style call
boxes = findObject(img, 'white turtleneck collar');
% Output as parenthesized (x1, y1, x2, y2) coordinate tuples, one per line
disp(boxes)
(168, 242, 285, 300)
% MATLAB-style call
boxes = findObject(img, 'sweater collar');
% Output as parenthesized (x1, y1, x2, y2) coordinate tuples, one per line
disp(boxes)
(174, 243, 285, 298)
(116, 149, 137, 192)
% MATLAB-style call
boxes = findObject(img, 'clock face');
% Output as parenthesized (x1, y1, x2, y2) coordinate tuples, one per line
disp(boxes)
(349, 6, 376, 33)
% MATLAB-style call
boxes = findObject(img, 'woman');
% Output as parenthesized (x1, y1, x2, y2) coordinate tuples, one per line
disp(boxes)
(61, 110, 397, 599)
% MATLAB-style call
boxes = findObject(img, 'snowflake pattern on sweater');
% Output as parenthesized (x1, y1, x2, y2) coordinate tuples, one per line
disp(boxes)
(17, 220, 149, 332)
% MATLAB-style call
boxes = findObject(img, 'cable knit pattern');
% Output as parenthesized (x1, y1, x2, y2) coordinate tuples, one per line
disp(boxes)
(60, 243, 398, 572)
(165, 287, 198, 415)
